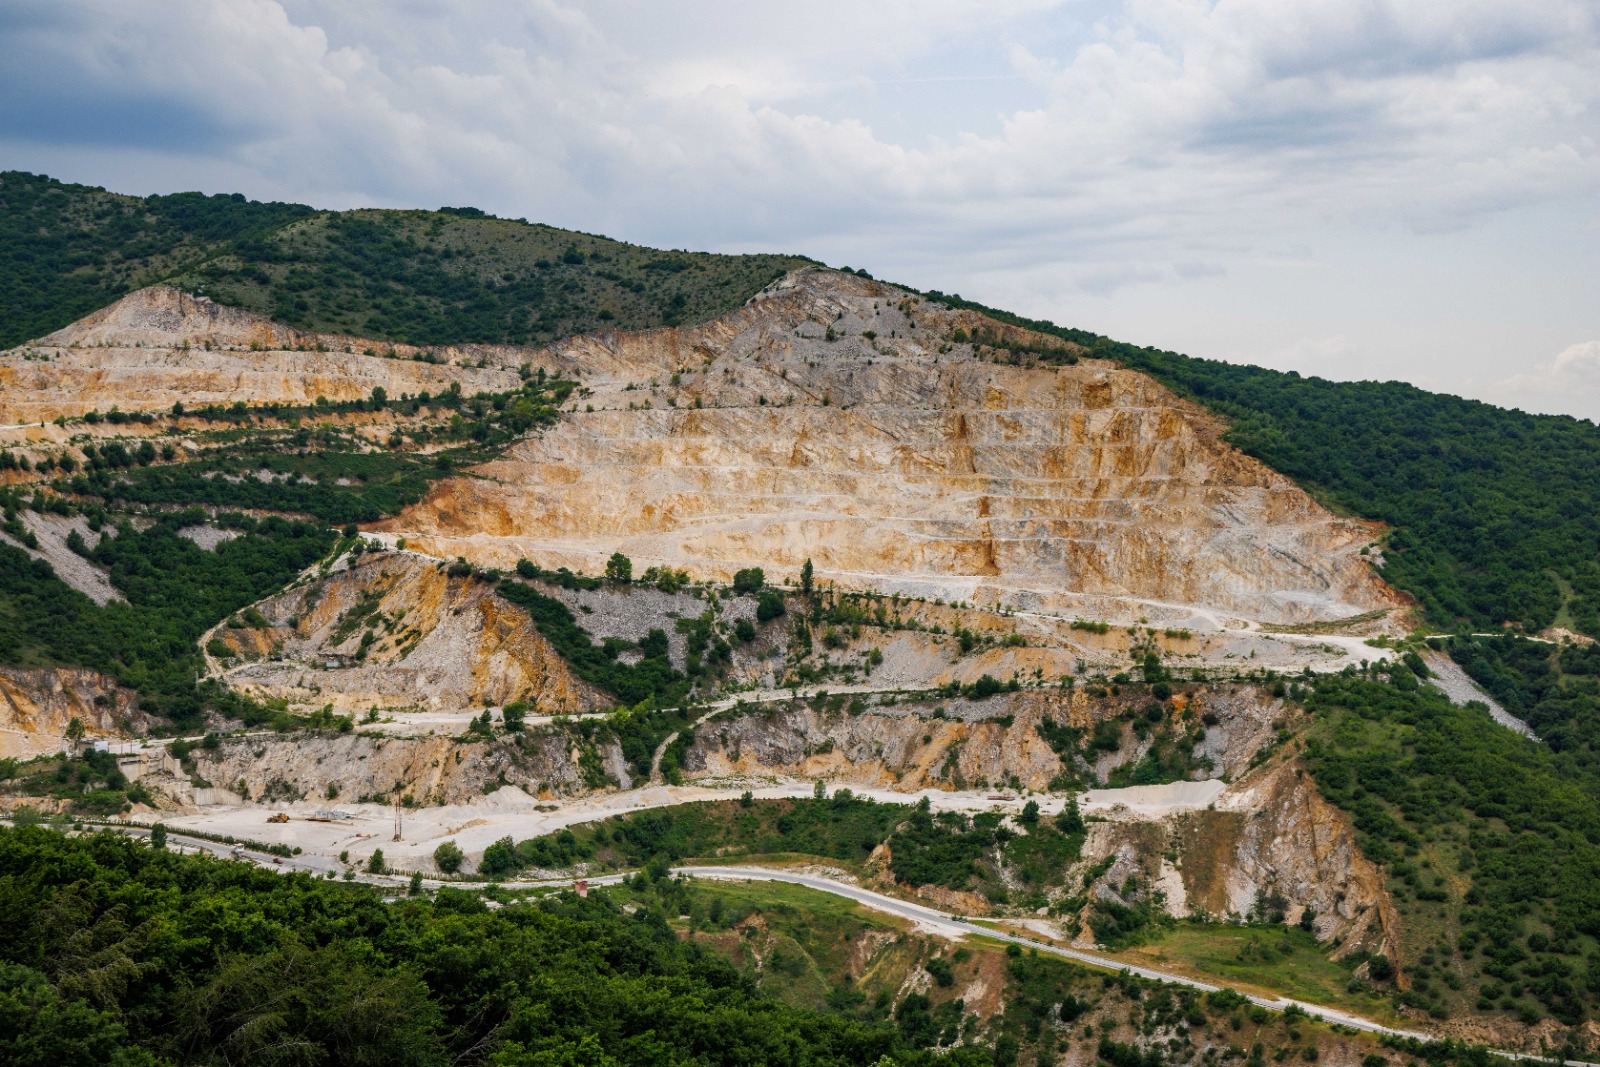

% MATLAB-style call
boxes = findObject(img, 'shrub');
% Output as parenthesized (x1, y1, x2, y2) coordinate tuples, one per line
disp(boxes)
(756, 591, 786, 623)
(434, 840, 464, 874)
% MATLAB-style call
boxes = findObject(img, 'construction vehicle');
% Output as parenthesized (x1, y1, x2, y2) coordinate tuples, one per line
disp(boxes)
(267, 813, 290, 823)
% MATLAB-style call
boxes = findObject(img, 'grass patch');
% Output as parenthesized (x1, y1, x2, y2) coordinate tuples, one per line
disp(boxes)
(1118, 921, 1402, 1023)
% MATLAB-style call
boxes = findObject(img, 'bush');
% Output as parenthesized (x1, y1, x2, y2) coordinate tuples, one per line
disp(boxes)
(480, 836, 519, 878)
(732, 567, 765, 595)
(433, 840, 464, 874)
(604, 552, 632, 583)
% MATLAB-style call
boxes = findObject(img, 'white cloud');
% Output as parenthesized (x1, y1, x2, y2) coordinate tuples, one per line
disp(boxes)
(1493, 341, 1600, 418)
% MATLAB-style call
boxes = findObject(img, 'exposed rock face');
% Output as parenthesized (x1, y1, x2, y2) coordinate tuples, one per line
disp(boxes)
(686, 695, 1067, 792)
(0, 513, 122, 606)
(0, 286, 524, 422)
(0, 667, 147, 758)
(680, 687, 1394, 954)
(1211, 761, 1402, 960)
(217, 552, 607, 715)
(684, 684, 1282, 790)
(165, 729, 609, 807)
(381, 270, 1398, 628)
(1068, 761, 1400, 960)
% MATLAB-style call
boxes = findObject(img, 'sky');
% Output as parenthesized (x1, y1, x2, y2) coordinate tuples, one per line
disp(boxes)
(2, 1, 1598, 419)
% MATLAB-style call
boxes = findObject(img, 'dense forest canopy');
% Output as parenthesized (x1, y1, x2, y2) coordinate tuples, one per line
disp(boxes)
(0, 171, 814, 349)
(1300, 652, 1600, 1025)
(0, 826, 971, 1067)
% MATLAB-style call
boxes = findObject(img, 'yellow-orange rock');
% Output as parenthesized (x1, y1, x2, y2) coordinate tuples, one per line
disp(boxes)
(383, 270, 1399, 628)
(0, 286, 524, 422)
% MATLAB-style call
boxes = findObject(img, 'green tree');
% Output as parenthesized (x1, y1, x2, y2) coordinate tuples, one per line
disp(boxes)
(64, 717, 85, 743)
(502, 701, 528, 732)
(0, 964, 164, 1067)
(408, 871, 423, 896)
(149, 823, 167, 850)
(367, 848, 387, 875)
(1020, 800, 1040, 825)
(756, 590, 786, 622)
(434, 839, 464, 874)
(605, 552, 632, 583)
(800, 558, 814, 596)
(480, 836, 519, 877)
(1056, 796, 1084, 835)
(732, 567, 765, 595)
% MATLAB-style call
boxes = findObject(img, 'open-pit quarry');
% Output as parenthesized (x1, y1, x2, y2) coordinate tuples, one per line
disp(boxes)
(2, 266, 1483, 1011)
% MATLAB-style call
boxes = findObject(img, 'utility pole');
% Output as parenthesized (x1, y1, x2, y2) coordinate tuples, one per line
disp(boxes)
(392, 793, 403, 842)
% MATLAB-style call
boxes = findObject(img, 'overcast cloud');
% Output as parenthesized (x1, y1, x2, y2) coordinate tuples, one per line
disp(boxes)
(2, 1, 1597, 417)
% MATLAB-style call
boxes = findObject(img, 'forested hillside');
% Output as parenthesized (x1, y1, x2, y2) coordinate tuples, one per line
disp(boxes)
(0, 171, 814, 349)
(0, 171, 312, 349)
(166, 209, 815, 344)
(0, 827, 1462, 1067)
(1300, 655, 1600, 1026)
(920, 286, 1600, 636)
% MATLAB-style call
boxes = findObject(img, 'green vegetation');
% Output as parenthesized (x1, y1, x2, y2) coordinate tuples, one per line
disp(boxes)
(611, 861, 1383, 1067)
(68, 377, 574, 525)
(0, 171, 814, 350)
(1301, 661, 1600, 1025)
(0, 171, 312, 349)
(77, 449, 449, 527)
(10, 168, 1600, 640)
(919, 287, 1600, 635)
(0, 746, 154, 817)
(1446, 634, 1600, 781)
(1032, 691, 1208, 791)
(496, 582, 686, 707)
(0, 374, 575, 723)
(519, 795, 906, 874)
(0, 510, 330, 724)
(0, 825, 987, 1067)
(1122, 923, 1397, 1022)
(513, 795, 1083, 907)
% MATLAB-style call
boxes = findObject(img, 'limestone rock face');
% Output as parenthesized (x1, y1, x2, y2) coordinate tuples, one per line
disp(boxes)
(0, 667, 147, 758)
(0, 286, 523, 422)
(217, 552, 607, 715)
(679, 686, 1394, 954)
(381, 270, 1399, 628)
(174, 730, 601, 807)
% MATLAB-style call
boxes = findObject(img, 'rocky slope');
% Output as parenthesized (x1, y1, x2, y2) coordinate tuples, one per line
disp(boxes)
(0, 666, 147, 758)
(156, 728, 614, 808)
(1075, 761, 1401, 961)
(213, 551, 607, 716)
(0, 286, 528, 422)
(378, 270, 1400, 630)
(678, 686, 1395, 956)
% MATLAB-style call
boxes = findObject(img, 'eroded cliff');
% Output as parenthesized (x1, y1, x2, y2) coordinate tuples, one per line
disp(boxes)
(214, 551, 607, 715)
(0, 666, 147, 758)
